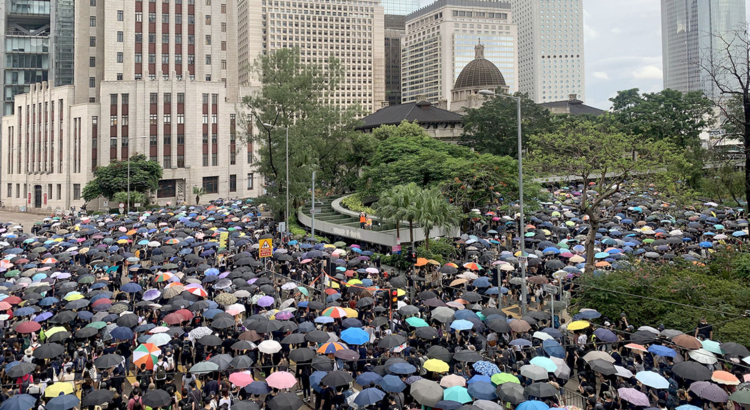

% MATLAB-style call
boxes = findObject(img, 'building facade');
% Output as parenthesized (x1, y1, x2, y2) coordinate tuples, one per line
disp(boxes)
(661, 0, 746, 100)
(381, 0, 421, 16)
(237, 0, 385, 112)
(1, 0, 262, 211)
(401, 0, 518, 108)
(506, 0, 585, 103)
(384, 14, 404, 106)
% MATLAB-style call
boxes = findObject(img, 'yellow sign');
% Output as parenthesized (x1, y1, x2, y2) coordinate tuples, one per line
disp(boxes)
(219, 232, 229, 249)
(258, 238, 273, 258)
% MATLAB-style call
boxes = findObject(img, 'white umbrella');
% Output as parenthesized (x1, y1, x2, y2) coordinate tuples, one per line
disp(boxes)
(279, 299, 295, 310)
(188, 326, 213, 340)
(638, 326, 660, 335)
(258, 340, 282, 354)
(234, 290, 251, 298)
(615, 365, 633, 378)
(689, 348, 717, 364)
(533, 331, 553, 341)
(281, 282, 297, 290)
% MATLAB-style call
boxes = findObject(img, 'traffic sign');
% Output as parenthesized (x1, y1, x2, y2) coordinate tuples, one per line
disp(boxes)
(134, 203, 142, 207)
(118, 203, 125, 208)
(543, 284, 559, 295)
(258, 238, 273, 258)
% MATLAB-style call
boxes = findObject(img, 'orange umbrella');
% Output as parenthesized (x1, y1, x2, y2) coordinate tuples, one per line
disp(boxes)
(595, 261, 610, 267)
(712, 371, 740, 385)
(625, 343, 648, 352)
(445, 263, 458, 268)
(415, 258, 428, 267)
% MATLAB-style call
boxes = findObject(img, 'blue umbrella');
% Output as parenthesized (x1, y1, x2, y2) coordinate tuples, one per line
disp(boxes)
(33, 312, 53, 322)
(472, 277, 491, 288)
(47, 395, 79, 410)
(353, 388, 385, 406)
(467, 381, 497, 400)
(454, 310, 479, 320)
(434, 401, 462, 410)
(543, 339, 565, 359)
(450, 319, 474, 331)
(542, 247, 560, 255)
(315, 316, 334, 324)
(593, 328, 618, 343)
(390, 363, 417, 375)
(699, 241, 713, 248)
(77, 311, 93, 321)
(356, 372, 382, 387)
(379, 374, 406, 392)
(0, 395, 36, 410)
(244, 381, 271, 395)
(472, 361, 501, 376)
(110, 327, 134, 340)
(517, 400, 550, 410)
(676, 406, 703, 410)
(510, 338, 532, 347)
(203, 309, 223, 319)
(310, 371, 328, 393)
(467, 375, 491, 384)
(340, 328, 369, 345)
(13, 307, 35, 317)
(576, 310, 601, 319)
(635, 371, 669, 389)
(647, 345, 677, 357)
(119, 283, 142, 293)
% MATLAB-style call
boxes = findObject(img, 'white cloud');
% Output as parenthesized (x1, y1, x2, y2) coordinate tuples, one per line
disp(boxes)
(611, 27, 622, 34)
(593, 71, 611, 80)
(631, 65, 664, 80)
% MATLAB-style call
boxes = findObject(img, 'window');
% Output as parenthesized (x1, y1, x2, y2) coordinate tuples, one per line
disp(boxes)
(163, 114, 171, 124)
(111, 94, 118, 105)
(247, 173, 254, 189)
(175, 13, 182, 24)
(205, 55, 211, 65)
(150, 93, 158, 103)
(205, 35, 211, 45)
(164, 93, 171, 104)
(121, 115, 128, 126)
(221, 22, 226, 32)
(230, 151, 236, 165)
(175, 34, 182, 44)
(221, 41, 226, 51)
(110, 137, 117, 148)
(221, 3, 226, 13)
(205, 15, 211, 25)
(221, 60, 226, 69)
(203, 176, 219, 193)
(177, 155, 184, 167)
(211, 153, 217, 166)
(135, 53, 142, 63)
(136, 12, 142, 22)
(177, 93, 184, 103)
(117, 31, 123, 42)
(162, 54, 169, 64)
(211, 133, 217, 144)
(122, 136, 129, 146)
(247, 150, 253, 164)
(202, 134, 208, 143)
(150, 135, 157, 146)
(117, 52, 124, 63)
(48, 185, 52, 201)
(177, 134, 185, 144)
(188, 35, 195, 44)
(117, 10, 123, 21)
(158, 180, 176, 198)
(149, 33, 156, 43)
(202, 115, 208, 124)
(150, 114, 157, 124)
(177, 114, 184, 124)
(135, 33, 142, 43)
(57, 185, 61, 201)
(188, 14, 194, 24)
(162, 33, 169, 43)
(202, 154, 208, 166)
(148, 12, 156, 23)
(110, 115, 117, 126)
(148, 54, 155, 64)
(90, 16, 96, 26)
(205, 75, 211, 81)
(211, 114, 217, 124)
(117, 73, 123, 80)
(163, 156, 171, 169)
(90, 57, 96, 67)
(90, 36, 96, 47)
(73, 184, 81, 200)
(164, 135, 171, 145)
(162, 13, 169, 23)
(211, 94, 218, 104)
(90, 0, 96, 5)
(89, 77, 96, 88)
(175, 54, 182, 64)
(188, 54, 195, 64)
(229, 175, 236, 192)
(7, 184, 11, 198)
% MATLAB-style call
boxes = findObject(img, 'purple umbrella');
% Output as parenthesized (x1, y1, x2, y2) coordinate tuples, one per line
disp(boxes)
(247, 278, 258, 285)
(357, 256, 370, 261)
(257, 296, 275, 307)
(143, 289, 161, 301)
(275, 311, 294, 320)
(689, 381, 729, 403)
(618, 388, 650, 407)
(33, 312, 53, 322)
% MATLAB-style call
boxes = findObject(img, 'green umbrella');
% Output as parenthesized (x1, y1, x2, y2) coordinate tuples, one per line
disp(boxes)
(443, 386, 472, 404)
(405, 317, 429, 328)
(491, 373, 520, 385)
(297, 287, 309, 296)
(86, 321, 107, 330)
(730, 390, 750, 404)
(190, 361, 220, 374)
(5, 270, 19, 278)
(701, 340, 723, 355)
(333, 241, 347, 248)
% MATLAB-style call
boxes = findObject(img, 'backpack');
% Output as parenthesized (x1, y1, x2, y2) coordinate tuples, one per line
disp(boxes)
(156, 362, 167, 380)
(74, 356, 87, 372)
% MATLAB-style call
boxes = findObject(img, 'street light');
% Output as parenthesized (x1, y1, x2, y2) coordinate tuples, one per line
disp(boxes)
(128, 136, 150, 213)
(478, 89, 528, 315)
(261, 123, 289, 235)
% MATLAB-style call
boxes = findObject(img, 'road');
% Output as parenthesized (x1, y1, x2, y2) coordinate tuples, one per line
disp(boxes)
(0, 210, 47, 232)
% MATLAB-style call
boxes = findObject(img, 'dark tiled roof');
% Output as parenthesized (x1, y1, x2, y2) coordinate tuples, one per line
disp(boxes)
(356, 101, 464, 130)
(455, 58, 506, 89)
(539, 99, 606, 116)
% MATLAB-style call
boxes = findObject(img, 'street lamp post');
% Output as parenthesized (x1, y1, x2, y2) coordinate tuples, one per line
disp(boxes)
(262, 123, 289, 235)
(479, 89, 527, 315)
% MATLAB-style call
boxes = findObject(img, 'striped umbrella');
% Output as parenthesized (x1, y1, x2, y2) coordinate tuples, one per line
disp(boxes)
(316, 342, 348, 354)
(321, 307, 348, 318)
(133, 343, 161, 370)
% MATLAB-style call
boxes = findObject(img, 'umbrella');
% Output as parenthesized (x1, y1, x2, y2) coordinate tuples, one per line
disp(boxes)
(0, 395, 36, 410)
(354, 388, 386, 406)
(267, 393, 303, 410)
(636, 371, 669, 389)
(266, 371, 297, 389)
(497, 383, 525, 405)
(321, 370, 353, 387)
(690, 381, 729, 402)
(618, 388, 650, 407)
(520, 364, 548, 381)
(142, 390, 172, 408)
(672, 361, 711, 381)
(516, 401, 550, 410)
(524, 382, 558, 398)
(46, 395, 79, 410)
(468, 382, 497, 400)
(81, 390, 115, 407)
(411, 379, 444, 407)
(44, 383, 74, 398)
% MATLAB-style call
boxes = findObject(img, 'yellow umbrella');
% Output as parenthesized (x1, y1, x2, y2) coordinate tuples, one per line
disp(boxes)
(346, 279, 363, 287)
(45, 383, 74, 397)
(329, 282, 340, 289)
(567, 320, 590, 331)
(342, 308, 358, 318)
(46, 326, 67, 336)
(396, 289, 406, 297)
(64, 293, 83, 301)
(323, 244, 336, 249)
(423, 359, 450, 373)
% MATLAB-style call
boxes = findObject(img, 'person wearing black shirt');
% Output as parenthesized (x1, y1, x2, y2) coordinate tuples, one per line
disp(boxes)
(694, 318, 713, 340)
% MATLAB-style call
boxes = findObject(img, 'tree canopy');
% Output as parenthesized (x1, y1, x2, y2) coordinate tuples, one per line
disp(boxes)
(82, 154, 163, 202)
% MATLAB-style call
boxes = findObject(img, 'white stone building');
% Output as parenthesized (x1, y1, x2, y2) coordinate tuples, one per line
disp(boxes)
(1, 0, 262, 211)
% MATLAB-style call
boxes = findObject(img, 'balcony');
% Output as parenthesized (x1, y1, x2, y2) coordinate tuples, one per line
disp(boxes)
(9, 0, 50, 16)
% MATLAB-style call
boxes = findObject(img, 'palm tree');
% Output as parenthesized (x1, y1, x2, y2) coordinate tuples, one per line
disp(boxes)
(375, 183, 420, 247)
(193, 186, 206, 205)
(414, 187, 461, 251)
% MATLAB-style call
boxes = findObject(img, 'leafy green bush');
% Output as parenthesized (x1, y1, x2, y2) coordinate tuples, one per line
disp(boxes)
(576, 257, 750, 346)
(416, 238, 458, 265)
(379, 253, 410, 270)
(340, 193, 375, 215)
(288, 212, 330, 243)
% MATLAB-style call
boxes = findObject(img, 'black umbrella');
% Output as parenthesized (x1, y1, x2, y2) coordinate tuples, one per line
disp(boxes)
(312, 356, 333, 371)
(82, 390, 115, 407)
(418, 290, 438, 300)
(307, 301, 325, 311)
(116, 314, 139, 328)
(94, 354, 123, 369)
(370, 317, 388, 327)
(721, 342, 750, 357)
(281, 334, 306, 345)
(211, 316, 235, 329)
(142, 390, 172, 408)
(461, 292, 482, 303)
(198, 335, 223, 346)
(427, 346, 452, 363)
(32, 343, 64, 359)
(497, 382, 525, 405)
(672, 361, 712, 381)
(453, 350, 483, 362)
(231, 340, 256, 350)
(6, 362, 35, 378)
(389, 277, 407, 288)
(524, 382, 558, 398)
(289, 348, 315, 362)
(321, 370, 353, 387)
(267, 393, 303, 410)
(306, 330, 330, 343)
(51, 311, 77, 324)
(377, 335, 406, 349)
(588, 359, 616, 375)
(415, 327, 439, 340)
(486, 319, 511, 333)
(75, 327, 98, 338)
(233, 401, 260, 410)
(230, 355, 254, 369)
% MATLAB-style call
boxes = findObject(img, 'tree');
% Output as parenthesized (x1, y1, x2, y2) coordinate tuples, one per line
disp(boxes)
(698, 27, 750, 206)
(459, 91, 554, 157)
(240, 48, 365, 219)
(527, 121, 688, 273)
(113, 192, 147, 209)
(609, 88, 715, 150)
(414, 187, 461, 251)
(193, 187, 205, 205)
(82, 154, 162, 202)
(373, 185, 407, 243)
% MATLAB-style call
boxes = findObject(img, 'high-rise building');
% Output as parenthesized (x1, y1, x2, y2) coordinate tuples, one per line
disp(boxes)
(381, 0, 421, 16)
(506, 0, 585, 103)
(1, 0, 261, 210)
(661, 0, 746, 100)
(401, 0, 517, 108)
(237, 0, 386, 113)
(384, 14, 405, 106)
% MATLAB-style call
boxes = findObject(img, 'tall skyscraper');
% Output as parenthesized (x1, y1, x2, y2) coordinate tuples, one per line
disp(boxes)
(506, 0, 585, 103)
(384, 14, 405, 106)
(661, 0, 746, 100)
(401, 0, 517, 107)
(381, 0, 421, 16)
(1, 0, 260, 210)
(237, 0, 386, 113)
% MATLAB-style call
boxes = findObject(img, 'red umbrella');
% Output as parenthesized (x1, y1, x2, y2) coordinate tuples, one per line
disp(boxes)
(175, 309, 194, 321)
(4, 296, 22, 305)
(14, 259, 29, 265)
(324, 289, 339, 295)
(91, 298, 112, 307)
(164, 313, 186, 325)
(16, 321, 41, 334)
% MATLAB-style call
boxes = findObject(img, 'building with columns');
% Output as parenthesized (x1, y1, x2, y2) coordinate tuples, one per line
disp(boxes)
(1, 0, 262, 211)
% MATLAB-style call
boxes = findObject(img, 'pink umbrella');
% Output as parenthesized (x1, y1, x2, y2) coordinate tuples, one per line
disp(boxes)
(366, 268, 379, 274)
(229, 372, 254, 387)
(617, 388, 650, 407)
(275, 311, 294, 320)
(265, 371, 297, 389)
(300, 259, 312, 264)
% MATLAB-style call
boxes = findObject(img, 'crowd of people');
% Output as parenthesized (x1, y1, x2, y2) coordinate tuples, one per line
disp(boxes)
(0, 188, 746, 410)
